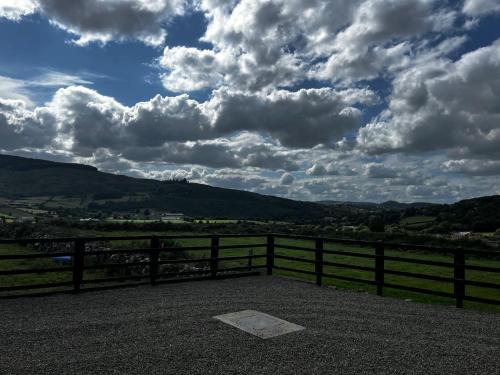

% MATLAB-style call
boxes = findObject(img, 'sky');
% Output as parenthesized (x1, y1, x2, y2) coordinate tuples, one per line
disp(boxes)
(1, 0, 500, 203)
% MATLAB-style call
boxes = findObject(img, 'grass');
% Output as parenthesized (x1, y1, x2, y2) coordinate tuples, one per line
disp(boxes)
(1, 231, 499, 312)
(272, 237, 500, 313)
(0, 207, 28, 218)
(0, 243, 108, 296)
(0, 244, 73, 294)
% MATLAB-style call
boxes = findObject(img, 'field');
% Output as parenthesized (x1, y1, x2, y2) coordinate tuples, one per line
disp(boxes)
(1, 231, 499, 312)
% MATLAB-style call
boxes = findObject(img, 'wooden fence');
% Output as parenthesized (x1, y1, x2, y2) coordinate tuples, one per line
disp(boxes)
(1, 234, 500, 308)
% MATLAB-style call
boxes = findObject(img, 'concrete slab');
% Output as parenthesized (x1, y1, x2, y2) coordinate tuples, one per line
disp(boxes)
(214, 309, 305, 339)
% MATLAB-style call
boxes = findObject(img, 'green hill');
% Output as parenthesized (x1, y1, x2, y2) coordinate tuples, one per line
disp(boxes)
(0, 154, 326, 220)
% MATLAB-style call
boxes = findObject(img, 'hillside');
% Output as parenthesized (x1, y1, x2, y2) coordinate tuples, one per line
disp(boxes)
(417, 195, 500, 232)
(0, 154, 326, 220)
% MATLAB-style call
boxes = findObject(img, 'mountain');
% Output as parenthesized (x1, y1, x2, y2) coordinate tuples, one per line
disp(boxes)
(0, 154, 326, 220)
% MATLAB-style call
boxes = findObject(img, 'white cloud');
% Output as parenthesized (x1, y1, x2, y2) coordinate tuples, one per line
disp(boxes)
(0, 71, 97, 107)
(0, 0, 186, 46)
(0, 76, 33, 105)
(161, 47, 226, 92)
(463, 0, 500, 17)
(0, 0, 37, 21)
(357, 39, 500, 158)
(160, 0, 459, 91)
(306, 164, 327, 176)
(442, 159, 500, 176)
(315, 0, 457, 83)
(30, 71, 94, 87)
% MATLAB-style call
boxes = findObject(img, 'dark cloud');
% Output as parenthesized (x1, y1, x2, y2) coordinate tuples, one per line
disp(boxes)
(0, 99, 56, 150)
(37, 0, 185, 45)
(211, 88, 376, 148)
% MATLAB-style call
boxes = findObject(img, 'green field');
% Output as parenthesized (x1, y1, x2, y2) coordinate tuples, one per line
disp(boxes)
(1, 232, 499, 312)
(0, 244, 73, 293)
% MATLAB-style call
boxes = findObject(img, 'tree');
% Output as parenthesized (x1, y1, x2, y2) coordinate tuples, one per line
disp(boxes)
(368, 215, 385, 233)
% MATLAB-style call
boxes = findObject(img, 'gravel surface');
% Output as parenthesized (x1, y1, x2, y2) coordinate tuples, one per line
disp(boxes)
(1, 276, 499, 374)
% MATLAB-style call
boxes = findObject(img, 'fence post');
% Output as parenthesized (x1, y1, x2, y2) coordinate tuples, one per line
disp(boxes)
(150, 236, 160, 286)
(315, 238, 323, 286)
(266, 235, 274, 275)
(454, 250, 465, 308)
(375, 241, 384, 296)
(211, 236, 219, 279)
(73, 239, 85, 293)
(247, 248, 254, 271)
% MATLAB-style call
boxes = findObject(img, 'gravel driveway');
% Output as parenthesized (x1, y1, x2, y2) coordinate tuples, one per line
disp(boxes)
(1, 276, 499, 374)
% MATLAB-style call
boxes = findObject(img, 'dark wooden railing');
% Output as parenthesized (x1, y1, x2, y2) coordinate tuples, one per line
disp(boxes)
(272, 234, 500, 308)
(1, 233, 500, 308)
(0, 234, 267, 298)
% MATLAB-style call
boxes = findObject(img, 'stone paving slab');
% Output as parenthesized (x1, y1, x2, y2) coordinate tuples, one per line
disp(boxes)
(214, 309, 305, 339)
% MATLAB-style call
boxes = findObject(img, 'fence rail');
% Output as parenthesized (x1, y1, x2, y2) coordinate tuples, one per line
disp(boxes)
(0, 233, 499, 308)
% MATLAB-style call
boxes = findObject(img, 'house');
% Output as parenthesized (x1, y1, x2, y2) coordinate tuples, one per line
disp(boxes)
(452, 231, 471, 239)
(161, 213, 185, 221)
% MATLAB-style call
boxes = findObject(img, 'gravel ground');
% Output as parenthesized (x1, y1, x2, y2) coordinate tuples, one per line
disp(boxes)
(1, 276, 499, 375)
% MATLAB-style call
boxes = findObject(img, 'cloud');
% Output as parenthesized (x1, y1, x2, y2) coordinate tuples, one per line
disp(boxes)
(0, 98, 56, 150)
(0, 76, 33, 105)
(49, 85, 375, 154)
(150, 167, 204, 181)
(442, 159, 500, 176)
(239, 143, 299, 171)
(160, 47, 226, 92)
(357, 39, 500, 157)
(306, 164, 327, 176)
(210, 87, 377, 148)
(0, 71, 97, 106)
(316, 0, 457, 82)
(202, 169, 268, 191)
(463, 0, 500, 17)
(160, 0, 458, 91)
(279, 172, 294, 185)
(0, 0, 186, 46)
(2, 85, 370, 168)
(363, 163, 398, 179)
(29, 71, 94, 87)
(0, 0, 37, 21)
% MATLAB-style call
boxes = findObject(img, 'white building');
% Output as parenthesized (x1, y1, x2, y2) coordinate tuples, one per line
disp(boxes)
(161, 213, 185, 221)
